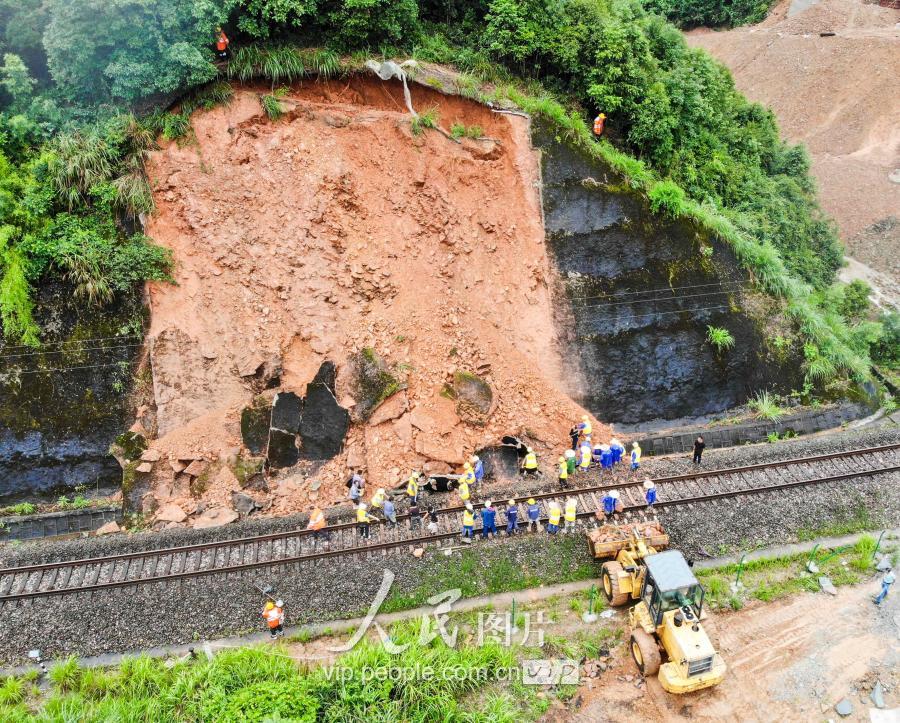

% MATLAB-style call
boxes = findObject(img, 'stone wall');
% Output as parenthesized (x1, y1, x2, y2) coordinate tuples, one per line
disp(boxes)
(0, 506, 120, 542)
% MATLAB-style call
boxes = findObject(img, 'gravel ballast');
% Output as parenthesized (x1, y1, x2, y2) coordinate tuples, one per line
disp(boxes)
(1, 425, 898, 666)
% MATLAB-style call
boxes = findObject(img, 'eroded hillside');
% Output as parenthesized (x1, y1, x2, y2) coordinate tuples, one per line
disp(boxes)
(138, 77, 600, 522)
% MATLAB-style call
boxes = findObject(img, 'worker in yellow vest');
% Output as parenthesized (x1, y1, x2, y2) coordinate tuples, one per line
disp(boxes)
(564, 497, 578, 533)
(356, 503, 376, 539)
(558, 455, 568, 489)
(461, 503, 475, 542)
(546, 501, 561, 535)
(631, 442, 642, 471)
(406, 472, 420, 503)
(461, 462, 476, 487)
(578, 415, 592, 444)
(458, 478, 471, 503)
(579, 441, 592, 472)
(370, 487, 386, 515)
(521, 447, 540, 477)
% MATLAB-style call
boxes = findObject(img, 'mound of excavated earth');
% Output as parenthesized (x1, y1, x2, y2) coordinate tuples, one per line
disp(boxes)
(688, 0, 900, 280)
(139, 77, 601, 526)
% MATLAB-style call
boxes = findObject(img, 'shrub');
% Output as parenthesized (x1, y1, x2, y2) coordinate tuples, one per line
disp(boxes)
(410, 106, 439, 136)
(648, 179, 687, 218)
(748, 390, 784, 421)
(48, 656, 81, 692)
(706, 325, 735, 352)
(161, 113, 191, 141)
(260, 94, 284, 121)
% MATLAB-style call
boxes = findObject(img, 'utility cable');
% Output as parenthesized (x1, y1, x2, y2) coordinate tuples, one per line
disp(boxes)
(0, 343, 143, 361)
(573, 288, 740, 310)
(566, 280, 745, 301)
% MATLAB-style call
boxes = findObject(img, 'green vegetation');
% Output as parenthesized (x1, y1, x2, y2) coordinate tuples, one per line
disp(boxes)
(706, 325, 735, 353)
(748, 389, 784, 421)
(644, 0, 777, 30)
(1, 629, 540, 722)
(0, 502, 36, 516)
(451, 121, 484, 139)
(410, 106, 439, 136)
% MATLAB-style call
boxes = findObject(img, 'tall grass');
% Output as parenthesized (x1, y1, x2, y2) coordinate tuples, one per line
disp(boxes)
(748, 390, 784, 421)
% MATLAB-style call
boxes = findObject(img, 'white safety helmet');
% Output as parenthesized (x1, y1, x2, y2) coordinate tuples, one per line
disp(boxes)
(470, 455, 479, 463)
(643, 479, 655, 490)
(582, 415, 589, 422)
(610, 490, 620, 499)
(359, 502, 367, 509)
(610, 437, 620, 446)
(275, 600, 284, 608)
(485, 500, 492, 508)
(465, 502, 473, 511)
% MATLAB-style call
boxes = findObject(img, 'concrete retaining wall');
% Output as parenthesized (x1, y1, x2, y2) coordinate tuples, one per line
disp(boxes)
(0, 506, 120, 541)
(636, 402, 870, 456)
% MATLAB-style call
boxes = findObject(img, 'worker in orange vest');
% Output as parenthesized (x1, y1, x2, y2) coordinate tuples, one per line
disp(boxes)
(262, 600, 285, 639)
(307, 504, 329, 545)
(593, 113, 606, 136)
(216, 27, 230, 59)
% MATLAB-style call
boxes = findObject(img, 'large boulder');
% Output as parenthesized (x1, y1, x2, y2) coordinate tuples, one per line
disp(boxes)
(268, 429, 299, 468)
(444, 371, 494, 425)
(300, 362, 350, 460)
(240, 395, 271, 455)
(351, 348, 405, 422)
(271, 391, 303, 433)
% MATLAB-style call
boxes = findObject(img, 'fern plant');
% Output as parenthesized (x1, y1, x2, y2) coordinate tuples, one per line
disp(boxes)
(749, 390, 784, 421)
(706, 325, 735, 353)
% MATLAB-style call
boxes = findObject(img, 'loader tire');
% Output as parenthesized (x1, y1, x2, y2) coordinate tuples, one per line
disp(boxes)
(601, 561, 630, 607)
(630, 629, 661, 677)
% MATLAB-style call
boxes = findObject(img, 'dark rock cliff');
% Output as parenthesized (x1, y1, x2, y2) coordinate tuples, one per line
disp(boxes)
(0, 282, 144, 502)
(534, 122, 802, 424)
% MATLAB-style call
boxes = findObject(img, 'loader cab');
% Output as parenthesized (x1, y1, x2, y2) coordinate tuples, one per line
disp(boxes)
(641, 550, 705, 627)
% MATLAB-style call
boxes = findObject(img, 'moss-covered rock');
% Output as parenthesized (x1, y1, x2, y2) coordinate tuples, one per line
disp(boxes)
(445, 371, 494, 425)
(351, 348, 406, 422)
(240, 395, 271, 455)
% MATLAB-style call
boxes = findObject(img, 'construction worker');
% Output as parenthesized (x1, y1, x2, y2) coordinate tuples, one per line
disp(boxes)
(521, 447, 540, 477)
(458, 477, 471, 504)
(577, 415, 592, 444)
(356, 503, 376, 538)
(349, 477, 362, 504)
(630, 442, 642, 471)
(564, 497, 577, 533)
(383, 495, 397, 528)
(610, 438, 625, 465)
(546, 501, 561, 535)
(569, 425, 580, 451)
(461, 503, 475, 542)
(593, 113, 606, 136)
(461, 461, 477, 487)
(693, 435, 705, 465)
(306, 504, 329, 544)
(215, 27, 230, 60)
(505, 499, 519, 535)
(564, 448, 577, 476)
(601, 490, 619, 519)
(526, 498, 541, 532)
(471, 455, 485, 486)
(600, 444, 613, 470)
(371, 487, 386, 514)
(262, 600, 284, 639)
(592, 442, 603, 467)
(874, 568, 895, 605)
(409, 500, 422, 530)
(426, 505, 439, 534)
(481, 500, 497, 539)
(644, 480, 657, 507)
(557, 456, 569, 489)
(406, 472, 420, 504)
(579, 441, 592, 472)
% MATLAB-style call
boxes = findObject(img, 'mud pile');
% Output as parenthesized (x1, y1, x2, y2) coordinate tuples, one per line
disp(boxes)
(688, 0, 900, 277)
(138, 77, 601, 525)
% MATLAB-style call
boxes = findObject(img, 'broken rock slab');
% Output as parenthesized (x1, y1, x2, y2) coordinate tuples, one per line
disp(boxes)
(140, 448, 162, 462)
(231, 492, 258, 516)
(268, 429, 300, 468)
(834, 698, 853, 717)
(241, 395, 272, 456)
(136, 462, 154, 474)
(271, 391, 303, 434)
(871, 681, 885, 709)
(300, 362, 350, 460)
(192, 507, 239, 529)
(183, 459, 208, 478)
(368, 390, 408, 426)
(95, 521, 121, 536)
(155, 503, 187, 523)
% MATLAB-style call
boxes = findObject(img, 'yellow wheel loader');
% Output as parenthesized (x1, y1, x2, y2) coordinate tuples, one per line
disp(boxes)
(587, 523, 726, 694)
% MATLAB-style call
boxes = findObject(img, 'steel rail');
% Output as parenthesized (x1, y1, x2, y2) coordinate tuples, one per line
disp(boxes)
(1, 460, 896, 603)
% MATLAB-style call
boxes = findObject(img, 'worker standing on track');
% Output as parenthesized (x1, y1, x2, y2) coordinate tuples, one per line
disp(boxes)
(461, 503, 475, 542)
(427, 505, 439, 534)
(409, 499, 422, 530)
(569, 425, 580, 451)
(600, 444, 613, 470)
(505, 499, 519, 535)
(307, 504, 329, 545)
(565, 448, 577, 476)
(630, 442, 642, 471)
(644, 480, 657, 507)
(527, 498, 541, 532)
(601, 490, 619, 519)
(370, 487, 386, 516)
(406, 472, 420, 504)
(215, 27, 230, 60)
(579, 441, 592, 472)
(693, 435, 706, 465)
(546, 501, 562, 535)
(558, 456, 569, 489)
(356, 503, 376, 539)
(592, 442, 603, 467)
(383, 495, 397, 529)
(521, 447, 540, 477)
(564, 497, 577, 533)
(471, 455, 485, 487)
(874, 568, 895, 606)
(610, 437, 625, 465)
(481, 500, 497, 539)
(262, 600, 285, 639)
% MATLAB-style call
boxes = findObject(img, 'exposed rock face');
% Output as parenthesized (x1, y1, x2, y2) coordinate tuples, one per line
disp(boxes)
(300, 362, 350, 460)
(240, 396, 271, 456)
(267, 429, 300, 468)
(535, 121, 802, 424)
(0, 282, 144, 502)
(271, 392, 303, 433)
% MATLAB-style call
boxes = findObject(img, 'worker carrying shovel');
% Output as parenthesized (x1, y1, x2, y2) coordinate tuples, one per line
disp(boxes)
(262, 600, 285, 639)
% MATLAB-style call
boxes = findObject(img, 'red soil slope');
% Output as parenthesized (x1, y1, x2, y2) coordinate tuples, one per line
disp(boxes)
(140, 77, 603, 524)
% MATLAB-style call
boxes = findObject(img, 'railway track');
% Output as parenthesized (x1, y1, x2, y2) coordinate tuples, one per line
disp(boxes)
(1, 442, 898, 605)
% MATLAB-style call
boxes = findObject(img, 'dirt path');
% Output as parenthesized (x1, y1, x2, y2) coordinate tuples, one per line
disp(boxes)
(571, 583, 900, 721)
(688, 0, 900, 280)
